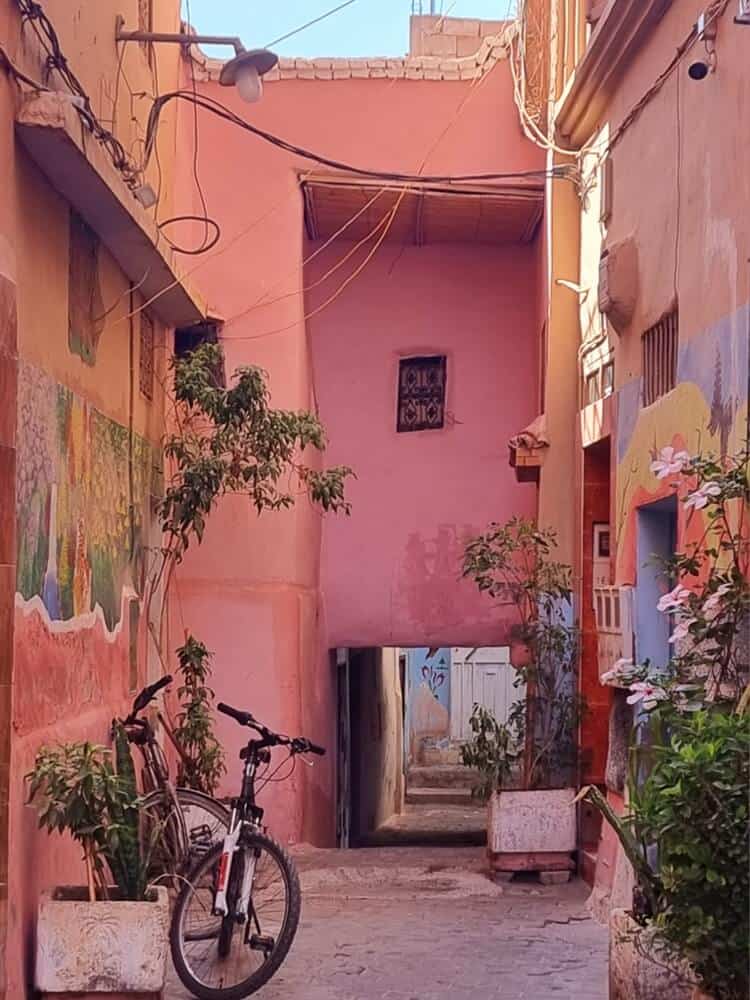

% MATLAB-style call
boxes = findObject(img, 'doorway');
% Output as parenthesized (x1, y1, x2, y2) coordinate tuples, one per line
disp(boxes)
(635, 496, 678, 670)
(337, 645, 520, 848)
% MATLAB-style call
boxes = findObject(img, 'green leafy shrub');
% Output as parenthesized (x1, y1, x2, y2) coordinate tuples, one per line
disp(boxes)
(27, 734, 154, 901)
(462, 517, 582, 789)
(173, 634, 225, 794)
(638, 710, 749, 1000)
(459, 704, 520, 800)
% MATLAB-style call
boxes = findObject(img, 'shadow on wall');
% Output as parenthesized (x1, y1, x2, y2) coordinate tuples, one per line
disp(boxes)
(349, 648, 404, 845)
(396, 526, 489, 633)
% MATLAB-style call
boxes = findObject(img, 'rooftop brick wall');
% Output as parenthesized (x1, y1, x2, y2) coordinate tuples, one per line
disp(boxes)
(193, 17, 512, 84)
(409, 15, 509, 59)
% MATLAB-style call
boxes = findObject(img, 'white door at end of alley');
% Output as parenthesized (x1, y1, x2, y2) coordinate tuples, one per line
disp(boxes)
(449, 647, 522, 742)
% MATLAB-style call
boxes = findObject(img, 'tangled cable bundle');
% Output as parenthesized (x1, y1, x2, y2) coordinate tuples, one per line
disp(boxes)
(16, 0, 141, 187)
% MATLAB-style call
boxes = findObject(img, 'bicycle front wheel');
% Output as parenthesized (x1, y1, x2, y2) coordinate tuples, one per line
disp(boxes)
(170, 832, 301, 1000)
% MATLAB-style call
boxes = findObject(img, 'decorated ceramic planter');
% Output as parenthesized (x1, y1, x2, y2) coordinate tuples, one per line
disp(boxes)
(36, 886, 169, 998)
(609, 908, 695, 1000)
(487, 788, 576, 880)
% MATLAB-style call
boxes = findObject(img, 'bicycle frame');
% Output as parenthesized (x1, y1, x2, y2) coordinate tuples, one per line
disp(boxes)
(213, 742, 266, 917)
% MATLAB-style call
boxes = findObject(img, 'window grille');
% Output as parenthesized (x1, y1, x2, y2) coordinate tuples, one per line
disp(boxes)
(68, 210, 103, 364)
(397, 356, 446, 432)
(139, 312, 154, 400)
(642, 310, 678, 407)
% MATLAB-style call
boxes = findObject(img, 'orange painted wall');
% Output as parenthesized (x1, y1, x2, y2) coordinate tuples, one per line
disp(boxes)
(0, 2, 184, 992)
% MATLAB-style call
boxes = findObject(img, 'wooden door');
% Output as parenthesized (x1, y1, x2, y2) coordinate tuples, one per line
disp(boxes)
(449, 647, 521, 741)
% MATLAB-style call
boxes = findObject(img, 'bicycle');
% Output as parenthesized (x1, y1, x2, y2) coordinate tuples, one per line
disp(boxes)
(170, 700, 326, 999)
(120, 676, 230, 878)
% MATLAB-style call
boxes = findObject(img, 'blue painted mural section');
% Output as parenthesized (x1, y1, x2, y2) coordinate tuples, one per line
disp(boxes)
(404, 647, 451, 767)
(616, 303, 749, 462)
(408, 647, 451, 709)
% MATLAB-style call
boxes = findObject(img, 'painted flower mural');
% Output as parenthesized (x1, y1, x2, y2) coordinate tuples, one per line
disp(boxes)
(15, 362, 152, 631)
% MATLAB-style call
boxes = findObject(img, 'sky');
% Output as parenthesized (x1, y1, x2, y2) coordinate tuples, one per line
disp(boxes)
(181, 0, 516, 59)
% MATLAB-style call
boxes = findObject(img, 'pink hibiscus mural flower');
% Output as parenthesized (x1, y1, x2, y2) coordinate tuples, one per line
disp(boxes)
(684, 481, 722, 511)
(649, 445, 691, 480)
(627, 682, 668, 711)
(657, 584, 691, 613)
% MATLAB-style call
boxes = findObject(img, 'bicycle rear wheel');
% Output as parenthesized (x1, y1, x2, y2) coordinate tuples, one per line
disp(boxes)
(170, 831, 301, 1000)
(141, 788, 230, 878)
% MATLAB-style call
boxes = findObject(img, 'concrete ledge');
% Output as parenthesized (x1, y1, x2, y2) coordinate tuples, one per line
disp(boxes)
(15, 92, 206, 329)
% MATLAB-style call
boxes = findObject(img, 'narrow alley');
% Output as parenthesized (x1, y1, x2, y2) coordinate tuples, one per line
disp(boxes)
(167, 846, 608, 1000)
(0, 0, 747, 997)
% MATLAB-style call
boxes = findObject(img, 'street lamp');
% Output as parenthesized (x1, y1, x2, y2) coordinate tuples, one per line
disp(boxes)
(114, 18, 279, 104)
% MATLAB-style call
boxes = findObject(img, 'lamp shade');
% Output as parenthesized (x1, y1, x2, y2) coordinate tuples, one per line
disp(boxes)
(219, 48, 278, 103)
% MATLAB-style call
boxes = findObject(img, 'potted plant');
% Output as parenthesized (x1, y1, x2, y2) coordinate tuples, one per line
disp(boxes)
(582, 443, 750, 1000)
(461, 517, 582, 881)
(28, 725, 169, 996)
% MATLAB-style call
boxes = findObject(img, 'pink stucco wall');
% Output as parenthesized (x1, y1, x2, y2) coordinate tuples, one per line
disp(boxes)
(306, 240, 539, 648)
(176, 57, 544, 844)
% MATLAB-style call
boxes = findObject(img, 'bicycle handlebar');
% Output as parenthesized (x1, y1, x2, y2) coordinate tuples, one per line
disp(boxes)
(217, 702, 257, 728)
(217, 702, 326, 756)
(126, 675, 172, 721)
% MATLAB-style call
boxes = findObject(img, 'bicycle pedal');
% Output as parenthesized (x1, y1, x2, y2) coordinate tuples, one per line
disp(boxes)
(249, 934, 275, 954)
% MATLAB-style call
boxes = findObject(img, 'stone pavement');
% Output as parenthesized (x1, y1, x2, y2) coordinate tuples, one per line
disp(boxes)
(166, 845, 608, 999)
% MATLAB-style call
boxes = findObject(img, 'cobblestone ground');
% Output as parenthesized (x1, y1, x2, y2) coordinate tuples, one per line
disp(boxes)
(167, 845, 608, 1000)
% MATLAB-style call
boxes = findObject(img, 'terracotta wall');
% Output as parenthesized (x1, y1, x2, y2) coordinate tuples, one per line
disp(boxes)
(557, 0, 749, 909)
(176, 51, 544, 845)
(579, 440, 611, 785)
(0, 2, 184, 993)
(349, 647, 404, 843)
(307, 240, 539, 649)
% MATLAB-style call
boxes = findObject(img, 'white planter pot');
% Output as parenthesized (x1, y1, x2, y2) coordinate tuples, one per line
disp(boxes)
(609, 908, 695, 1000)
(489, 788, 576, 855)
(36, 886, 169, 996)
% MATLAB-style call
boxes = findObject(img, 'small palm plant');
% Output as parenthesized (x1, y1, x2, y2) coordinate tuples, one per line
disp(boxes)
(27, 726, 155, 901)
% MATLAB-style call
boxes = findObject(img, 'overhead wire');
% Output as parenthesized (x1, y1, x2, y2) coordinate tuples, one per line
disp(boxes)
(221, 44, 503, 342)
(144, 90, 576, 186)
(265, 0, 360, 49)
(121, 21, 570, 332)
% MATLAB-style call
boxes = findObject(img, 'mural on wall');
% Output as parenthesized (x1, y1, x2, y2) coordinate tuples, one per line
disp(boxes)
(614, 310, 749, 583)
(15, 361, 152, 632)
(406, 647, 451, 765)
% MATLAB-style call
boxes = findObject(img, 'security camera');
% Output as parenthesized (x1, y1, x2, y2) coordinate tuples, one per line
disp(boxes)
(688, 59, 710, 80)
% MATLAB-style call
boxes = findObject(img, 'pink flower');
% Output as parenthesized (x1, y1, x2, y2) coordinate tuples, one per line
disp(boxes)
(627, 682, 668, 710)
(684, 482, 722, 511)
(657, 584, 691, 613)
(650, 446, 691, 480)
(702, 583, 732, 614)
(669, 618, 697, 644)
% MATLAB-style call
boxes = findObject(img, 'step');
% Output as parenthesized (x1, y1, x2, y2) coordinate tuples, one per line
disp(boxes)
(407, 764, 478, 790)
(406, 786, 475, 806)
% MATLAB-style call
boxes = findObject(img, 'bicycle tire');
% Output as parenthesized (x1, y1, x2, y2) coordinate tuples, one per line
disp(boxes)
(141, 787, 230, 876)
(170, 831, 301, 1000)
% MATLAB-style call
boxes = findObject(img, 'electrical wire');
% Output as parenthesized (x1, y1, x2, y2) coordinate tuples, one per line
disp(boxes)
(15, 0, 141, 186)
(221, 50, 501, 341)
(183, 0, 218, 255)
(144, 90, 576, 186)
(265, 0, 359, 49)
(158, 215, 221, 254)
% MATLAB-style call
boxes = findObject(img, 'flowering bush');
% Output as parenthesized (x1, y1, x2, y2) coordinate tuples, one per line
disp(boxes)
(580, 442, 749, 1000)
(633, 444, 749, 708)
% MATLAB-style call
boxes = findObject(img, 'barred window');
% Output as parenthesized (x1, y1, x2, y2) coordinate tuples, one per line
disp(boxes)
(642, 310, 678, 407)
(397, 356, 447, 433)
(139, 312, 154, 400)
